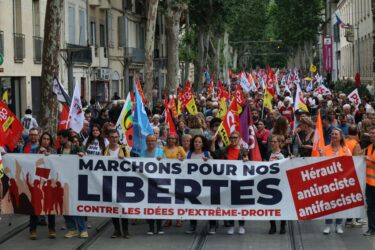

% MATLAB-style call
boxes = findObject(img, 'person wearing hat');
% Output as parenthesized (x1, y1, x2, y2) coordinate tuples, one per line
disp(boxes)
(279, 98, 293, 123)
(151, 114, 160, 129)
(295, 117, 314, 157)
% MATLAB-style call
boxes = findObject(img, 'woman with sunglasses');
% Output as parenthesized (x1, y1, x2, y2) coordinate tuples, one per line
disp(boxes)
(162, 132, 186, 227)
(319, 127, 351, 235)
(212, 131, 249, 235)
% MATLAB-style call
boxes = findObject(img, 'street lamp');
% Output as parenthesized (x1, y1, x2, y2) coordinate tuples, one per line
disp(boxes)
(343, 24, 360, 76)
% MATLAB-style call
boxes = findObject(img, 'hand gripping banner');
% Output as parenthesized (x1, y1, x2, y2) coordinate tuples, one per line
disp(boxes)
(1, 154, 366, 220)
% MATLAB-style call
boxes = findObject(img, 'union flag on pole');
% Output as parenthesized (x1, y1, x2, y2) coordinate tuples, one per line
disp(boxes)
(182, 81, 197, 115)
(0, 100, 23, 151)
(294, 83, 309, 112)
(263, 65, 275, 110)
(218, 97, 241, 146)
(178, 86, 184, 114)
(168, 95, 178, 119)
(240, 104, 262, 161)
(136, 78, 146, 104)
(311, 110, 325, 157)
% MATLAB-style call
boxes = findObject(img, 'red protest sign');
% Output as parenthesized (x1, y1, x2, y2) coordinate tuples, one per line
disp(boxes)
(286, 156, 364, 220)
(0, 100, 23, 151)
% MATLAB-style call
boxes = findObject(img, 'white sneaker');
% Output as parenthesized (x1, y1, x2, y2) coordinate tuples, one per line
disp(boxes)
(238, 226, 246, 235)
(227, 226, 234, 235)
(336, 225, 344, 234)
(351, 221, 362, 228)
(323, 225, 331, 234)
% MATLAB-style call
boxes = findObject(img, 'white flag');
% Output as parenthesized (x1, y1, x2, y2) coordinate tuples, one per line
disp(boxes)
(69, 80, 84, 133)
(239, 72, 251, 93)
(53, 78, 69, 103)
(348, 88, 361, 109)
(314, 84, 331, 96)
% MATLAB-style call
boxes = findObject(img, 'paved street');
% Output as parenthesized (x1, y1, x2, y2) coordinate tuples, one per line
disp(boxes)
(1, 214, 375, 250)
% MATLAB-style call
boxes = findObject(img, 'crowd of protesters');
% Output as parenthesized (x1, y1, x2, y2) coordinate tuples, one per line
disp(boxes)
(2, 69, 375, 240)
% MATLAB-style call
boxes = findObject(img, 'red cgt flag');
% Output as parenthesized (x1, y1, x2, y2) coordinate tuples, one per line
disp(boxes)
(164, 94, 176, 134)
(0, 100, 23, 151)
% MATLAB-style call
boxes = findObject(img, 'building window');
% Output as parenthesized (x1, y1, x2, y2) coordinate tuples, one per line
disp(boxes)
(79, 10, 85, 46)
(68, 7, 75, 44)
(111, 71, 120, 99)
(90, 19, 96, 46)
(100, 23, 105, 47)
(109, 13, 114, 47)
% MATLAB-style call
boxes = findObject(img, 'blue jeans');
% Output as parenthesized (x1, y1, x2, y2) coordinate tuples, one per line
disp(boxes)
(366, 184, 375, 231)
(64, 216, 87, 232)
(325, 219, 343, 225)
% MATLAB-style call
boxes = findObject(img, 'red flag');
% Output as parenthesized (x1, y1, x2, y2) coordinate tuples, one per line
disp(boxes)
(234, 84, 245, 107)
(218, 97, 241, 146)
(218, 78, 229, 101)
(229, 68, 233, 76)
(266, 65, 275, 97)
(207, 76, 214, 97)
(136, 78, 146, 104)
(0, 100, 23, 151)
(164, 94, 176, 133)
(178, 86, 185, 113)
(182, 81, 198, 115)
(168, 95, 178, 119)
(55, 104, 70, 150)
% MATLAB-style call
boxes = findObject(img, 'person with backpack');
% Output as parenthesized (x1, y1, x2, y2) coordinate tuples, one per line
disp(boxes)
(21, 109, 38, 142)
(184, 135, 217, 235)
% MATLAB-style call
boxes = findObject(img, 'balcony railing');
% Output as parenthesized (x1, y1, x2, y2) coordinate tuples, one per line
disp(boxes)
(126, 47, 145, 63)
(0, 31, 4, 56)
(13, 33, 25, 62)
(33, 36, 43, 64)
(67, 43, 92, 64)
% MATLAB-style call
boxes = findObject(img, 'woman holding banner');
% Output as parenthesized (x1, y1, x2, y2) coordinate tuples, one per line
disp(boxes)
(319, 128, 351, 235)
(184, 135, 217, 235)
(162, 132, 186, 227)
(212, 131, 249, 235)
(101, 129, 131, 239)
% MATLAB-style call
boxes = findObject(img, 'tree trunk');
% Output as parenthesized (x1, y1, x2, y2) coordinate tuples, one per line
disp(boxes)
(183, 12, 190, 87)
(208, 38, 220, 82)
(165, 1, 186, 94)
(39, 0, 63, 137)
(143, 0, 159, 108)
(193, 25, 209, 92)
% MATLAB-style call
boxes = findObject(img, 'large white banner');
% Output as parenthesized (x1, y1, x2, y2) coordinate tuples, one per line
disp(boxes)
(1, 154, 366, 220)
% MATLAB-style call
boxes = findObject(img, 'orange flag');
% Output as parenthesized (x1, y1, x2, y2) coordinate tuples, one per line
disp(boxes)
(136, 78, 146, 104)
(311, 109, 325, 157)
(168, 95, 178, 119)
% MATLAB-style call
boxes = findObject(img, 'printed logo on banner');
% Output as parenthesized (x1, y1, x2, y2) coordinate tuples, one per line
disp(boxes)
(286, 156, 364, 220)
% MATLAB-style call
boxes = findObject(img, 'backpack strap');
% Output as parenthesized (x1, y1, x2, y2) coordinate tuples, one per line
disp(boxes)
(187, 151, 192, 159)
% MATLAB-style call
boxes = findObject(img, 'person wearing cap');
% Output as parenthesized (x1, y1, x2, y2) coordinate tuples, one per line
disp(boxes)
(162, 132, 186, 227)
